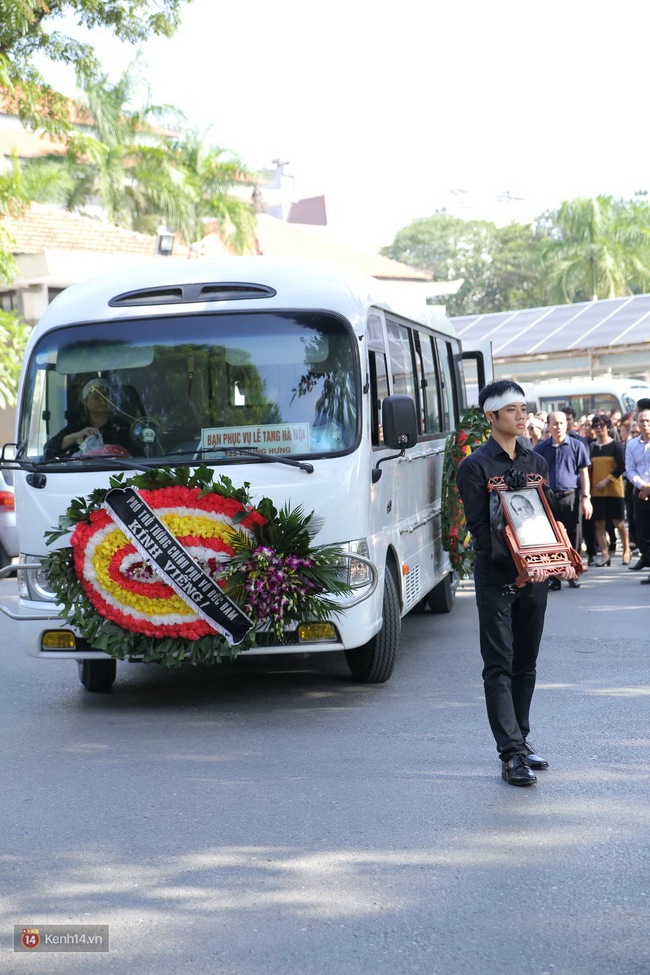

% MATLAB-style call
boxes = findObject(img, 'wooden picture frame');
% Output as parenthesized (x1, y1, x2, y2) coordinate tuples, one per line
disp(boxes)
(488, 473, 585, 587)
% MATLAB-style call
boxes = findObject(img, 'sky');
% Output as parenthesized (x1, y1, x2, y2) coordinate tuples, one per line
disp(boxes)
(39, 0, 650, 251)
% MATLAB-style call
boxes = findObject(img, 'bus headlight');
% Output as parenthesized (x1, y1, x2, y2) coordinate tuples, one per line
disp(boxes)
(17, 555, 57, 602)
(340, 539, 372, 588)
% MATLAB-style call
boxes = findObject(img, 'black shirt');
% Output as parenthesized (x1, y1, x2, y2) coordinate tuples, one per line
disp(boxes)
(456, 434, 550, 582)
(43, 417, 136, 460)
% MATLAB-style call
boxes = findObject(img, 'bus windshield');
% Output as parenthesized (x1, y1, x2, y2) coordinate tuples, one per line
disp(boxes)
(20, 310, 360, 467)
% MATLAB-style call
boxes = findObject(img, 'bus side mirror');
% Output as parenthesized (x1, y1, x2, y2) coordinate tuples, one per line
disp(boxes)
(382, 394, 418, 449)
(372, 395, 418, 483)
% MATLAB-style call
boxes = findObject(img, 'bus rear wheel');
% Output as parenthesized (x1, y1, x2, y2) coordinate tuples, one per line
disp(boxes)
(78, 659, 116, 692)
(345, 568, 400, 683)
(427, 571, 456, 614)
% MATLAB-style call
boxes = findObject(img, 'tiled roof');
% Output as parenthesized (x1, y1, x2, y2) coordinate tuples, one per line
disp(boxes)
(3, 206, 429, 282)
(253, 214, 431, 281)
(3, 203, 182, 257)
(0, 127, 66, 158)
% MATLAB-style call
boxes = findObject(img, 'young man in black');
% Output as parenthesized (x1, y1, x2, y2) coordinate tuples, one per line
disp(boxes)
(457, 380, 577, 786)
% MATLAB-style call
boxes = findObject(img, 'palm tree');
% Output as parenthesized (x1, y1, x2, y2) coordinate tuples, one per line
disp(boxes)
(165, 130, 256, 253)
(22, 68, 256, 252)
(23, 67, 186, 225)
(0, 152, 27, 282)
(540, 196, 650, 303)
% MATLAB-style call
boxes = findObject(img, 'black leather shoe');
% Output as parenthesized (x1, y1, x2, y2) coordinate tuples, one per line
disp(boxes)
(568, 579, 581, 588)
(640, 576, 650, 585)
(629, 557, 650, 571)
(548, 577, 561, 591)
(502, 754, 537, 786)
(523, 741, 549, 769)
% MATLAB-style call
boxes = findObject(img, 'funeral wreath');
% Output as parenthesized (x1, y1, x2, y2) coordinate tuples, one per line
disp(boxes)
(45, 465, 353, 667)
(441, 406, 490, 577)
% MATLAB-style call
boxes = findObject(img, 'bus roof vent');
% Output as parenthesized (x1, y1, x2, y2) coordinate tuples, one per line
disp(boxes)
(108, 282, 277, 307)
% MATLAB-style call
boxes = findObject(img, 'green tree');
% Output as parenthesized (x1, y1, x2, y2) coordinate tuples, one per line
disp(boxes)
(382, 213, 547, 316)
(23, 65, 195, 234)
(23, 73, 256, 251)
(478, 222, 548, 313)
(0, 151, 28, 282)
(165, 130, 256, 253)
(0, 310, 30, 408)
(0, 0, 193, 277)
(382, 213, 498, 315)
(0, 0, 192, 136)
(539, 195, 650, 303)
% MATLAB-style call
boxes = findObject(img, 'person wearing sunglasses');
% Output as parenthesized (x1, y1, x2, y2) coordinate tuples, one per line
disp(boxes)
(589, 414, 630, 566)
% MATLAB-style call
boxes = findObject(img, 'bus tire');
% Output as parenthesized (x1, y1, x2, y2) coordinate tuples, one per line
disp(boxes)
(427, 571, 455, 614)
(78, 659, 116, 693)
(345, 568, 400, 683)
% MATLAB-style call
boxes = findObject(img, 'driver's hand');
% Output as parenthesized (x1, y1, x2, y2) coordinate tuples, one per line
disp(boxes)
(76, 426, 100, 441)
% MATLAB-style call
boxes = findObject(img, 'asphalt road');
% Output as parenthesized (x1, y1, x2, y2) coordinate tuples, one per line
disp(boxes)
(1, 559, 649, 975)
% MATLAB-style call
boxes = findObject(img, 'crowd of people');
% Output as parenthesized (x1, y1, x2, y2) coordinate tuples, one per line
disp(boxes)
(524, 396, 650, 587)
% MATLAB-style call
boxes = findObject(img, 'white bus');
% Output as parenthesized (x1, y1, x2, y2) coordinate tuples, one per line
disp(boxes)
(0, 258, 488, 692)
(525, 377, 650, 417)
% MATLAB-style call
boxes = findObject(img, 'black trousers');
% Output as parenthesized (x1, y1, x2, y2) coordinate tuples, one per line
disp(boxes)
(554, 490, 580, 549)
(633, 495, 650, 561)
(626, 480, 637, 547)
(474, 555, 549, 762)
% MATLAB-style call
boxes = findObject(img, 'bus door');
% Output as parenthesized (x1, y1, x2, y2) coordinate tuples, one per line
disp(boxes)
(383, 317, 452, 610)
(461, 340, 494, 408)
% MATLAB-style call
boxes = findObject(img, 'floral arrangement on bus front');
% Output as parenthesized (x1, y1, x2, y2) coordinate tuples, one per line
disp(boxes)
(441, 407, 490, 577)
(44, 465, 353, 667)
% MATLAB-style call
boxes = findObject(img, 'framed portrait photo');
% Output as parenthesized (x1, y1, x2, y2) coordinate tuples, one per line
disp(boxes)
(502, 489, 558, 548)
(488, 473, 585, 587)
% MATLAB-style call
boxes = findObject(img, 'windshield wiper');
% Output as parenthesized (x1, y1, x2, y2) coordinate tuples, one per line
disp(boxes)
(218, 447, 314, 473)
(163, 445, 313, 473)
(29, 455, 156, 471)
(29, 448, 314, 474)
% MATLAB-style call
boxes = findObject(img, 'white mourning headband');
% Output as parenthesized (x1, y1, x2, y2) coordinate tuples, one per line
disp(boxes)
(482, 392, 525, 414)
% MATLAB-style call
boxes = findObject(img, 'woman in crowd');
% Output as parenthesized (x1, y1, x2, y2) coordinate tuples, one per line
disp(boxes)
(589, 413, 631, 566)
(525, 416, 545, 448)
(580, 415, 599, 563)
(579, 415, 595, 440)
(618, 412, 638, 552)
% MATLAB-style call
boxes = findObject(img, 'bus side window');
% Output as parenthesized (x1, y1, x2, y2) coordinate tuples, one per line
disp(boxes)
(413, 330, 442, 434)
(369, 350, 388, 445)
(435, 337, 456, 433)
(387, 320, 420, 429)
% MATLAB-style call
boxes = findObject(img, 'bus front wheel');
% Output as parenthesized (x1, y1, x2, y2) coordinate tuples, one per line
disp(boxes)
(345, 569, 400, 683)
(78, 659, 117, 693)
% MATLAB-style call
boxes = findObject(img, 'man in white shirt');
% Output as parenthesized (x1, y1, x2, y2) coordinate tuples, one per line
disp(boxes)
(625, 408, 650, 579)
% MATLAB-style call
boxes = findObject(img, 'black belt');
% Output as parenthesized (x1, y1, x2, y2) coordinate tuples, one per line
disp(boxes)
(555, 489, 576, 497)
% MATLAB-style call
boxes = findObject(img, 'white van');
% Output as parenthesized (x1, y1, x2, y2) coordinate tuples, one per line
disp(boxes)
(0, 258, 488, 692)
(525, 377, 650, 417)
